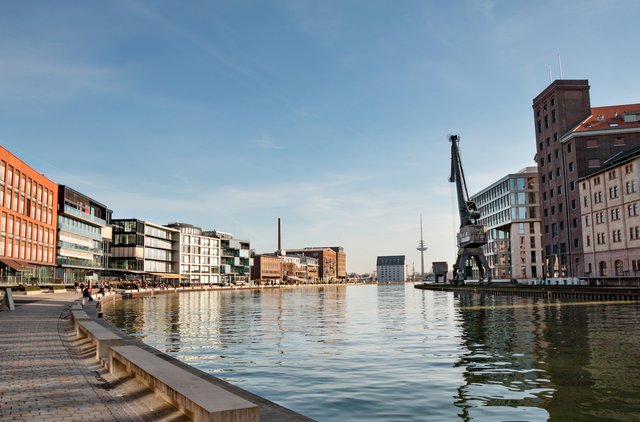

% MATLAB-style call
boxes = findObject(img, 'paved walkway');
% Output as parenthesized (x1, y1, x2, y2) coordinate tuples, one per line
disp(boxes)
(0, 291, 186, 421)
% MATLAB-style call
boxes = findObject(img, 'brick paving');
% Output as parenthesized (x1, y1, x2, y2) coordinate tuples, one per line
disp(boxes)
(0, 291, 185, 421)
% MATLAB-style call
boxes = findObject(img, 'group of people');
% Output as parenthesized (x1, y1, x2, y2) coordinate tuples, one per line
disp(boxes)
(74, 281, 111, 302)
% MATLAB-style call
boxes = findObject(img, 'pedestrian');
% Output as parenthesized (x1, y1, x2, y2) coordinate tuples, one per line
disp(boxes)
(82, 287, 94, 302)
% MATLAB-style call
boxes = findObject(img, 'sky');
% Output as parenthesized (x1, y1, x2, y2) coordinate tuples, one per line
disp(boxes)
(2, 1, 640, 274)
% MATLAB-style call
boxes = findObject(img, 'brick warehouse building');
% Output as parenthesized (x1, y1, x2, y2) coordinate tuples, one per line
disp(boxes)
(0, 146, 58, 284)
(532, 80, 640, 278)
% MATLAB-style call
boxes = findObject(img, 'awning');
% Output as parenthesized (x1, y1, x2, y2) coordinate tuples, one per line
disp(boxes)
(0, 258, 34, 271)
(148, 272, 186, 279)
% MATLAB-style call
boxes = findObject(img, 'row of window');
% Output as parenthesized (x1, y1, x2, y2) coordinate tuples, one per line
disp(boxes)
(181, 234, 219, 247)
(0, 188, 54, 225)
(0, 234, 54, 263)
(0, 212, 55, 247)
(0, 161, 55, 206)
(181, 255, 219, 265)
(586, 227, 640, 246)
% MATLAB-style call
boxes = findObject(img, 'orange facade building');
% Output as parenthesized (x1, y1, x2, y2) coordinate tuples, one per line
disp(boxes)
(1, 146, 58, 283)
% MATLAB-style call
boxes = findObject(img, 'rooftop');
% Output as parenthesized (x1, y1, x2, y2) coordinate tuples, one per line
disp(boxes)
(571, 104, 640, 133)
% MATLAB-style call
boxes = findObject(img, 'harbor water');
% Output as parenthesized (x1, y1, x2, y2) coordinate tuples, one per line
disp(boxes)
(103, 284, 640, 421)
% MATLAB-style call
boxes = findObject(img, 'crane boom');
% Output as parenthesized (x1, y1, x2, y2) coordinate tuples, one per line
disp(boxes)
(448, 134, 491, 285)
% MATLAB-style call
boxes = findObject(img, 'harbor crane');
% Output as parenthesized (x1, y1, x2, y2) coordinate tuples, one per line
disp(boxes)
(448, 134, 491, 285)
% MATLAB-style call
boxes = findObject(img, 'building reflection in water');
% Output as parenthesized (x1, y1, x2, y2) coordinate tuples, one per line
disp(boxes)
(104, 287, 640, 421)
(452, 291, 640, 421)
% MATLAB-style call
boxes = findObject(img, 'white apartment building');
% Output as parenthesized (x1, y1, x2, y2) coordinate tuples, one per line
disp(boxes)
(166, 223, 221, 285)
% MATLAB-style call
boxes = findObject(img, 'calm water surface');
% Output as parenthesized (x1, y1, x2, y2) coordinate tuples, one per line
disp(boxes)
(104, 284, 640, 421)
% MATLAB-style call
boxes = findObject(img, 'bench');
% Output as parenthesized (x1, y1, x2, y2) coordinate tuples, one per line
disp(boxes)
(70, 310, 91, 337)
(76, 320, 124, 368)
(110, 345, 259, 422)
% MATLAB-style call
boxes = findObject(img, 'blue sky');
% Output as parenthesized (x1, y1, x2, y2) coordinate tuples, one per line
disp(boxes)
(2, 1, 639, 274)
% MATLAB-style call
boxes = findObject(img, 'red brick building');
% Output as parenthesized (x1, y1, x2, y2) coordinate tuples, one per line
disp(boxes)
(532, 80, 640, 278)
(1, 146, 58, 283)
(251, 254, 282, 281)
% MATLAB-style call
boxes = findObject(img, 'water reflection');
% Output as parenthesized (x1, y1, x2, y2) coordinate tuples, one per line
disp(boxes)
(104, 286, 640, 421)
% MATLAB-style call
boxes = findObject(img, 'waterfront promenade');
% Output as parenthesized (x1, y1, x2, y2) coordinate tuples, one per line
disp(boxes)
(0, 291, 186, 421)
(0, 290, 315, 421)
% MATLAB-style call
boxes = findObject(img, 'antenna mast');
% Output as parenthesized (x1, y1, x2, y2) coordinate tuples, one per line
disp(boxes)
(416, 214, 428, 278)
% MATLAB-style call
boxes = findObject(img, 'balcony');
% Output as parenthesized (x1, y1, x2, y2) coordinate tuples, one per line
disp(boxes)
(63, 205, 107, 226)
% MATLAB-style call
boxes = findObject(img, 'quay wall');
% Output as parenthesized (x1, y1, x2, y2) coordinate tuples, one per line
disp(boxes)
(414, 283, 640, 302)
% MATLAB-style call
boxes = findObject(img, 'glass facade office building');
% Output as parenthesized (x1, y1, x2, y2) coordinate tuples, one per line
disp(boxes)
(472, 167, 542, 280)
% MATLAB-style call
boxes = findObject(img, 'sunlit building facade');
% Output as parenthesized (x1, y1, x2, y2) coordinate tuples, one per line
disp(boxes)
(580, 147, 640, 277)
(111, 219, 179, 276)
(166, 223, 221, 285)
(472, 167, 542, 280)
(0, 146, 58, 284)
(55, 185, 112, 285)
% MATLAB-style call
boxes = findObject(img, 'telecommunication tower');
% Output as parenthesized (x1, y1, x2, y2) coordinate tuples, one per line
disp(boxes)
(416, 214, 428, 278)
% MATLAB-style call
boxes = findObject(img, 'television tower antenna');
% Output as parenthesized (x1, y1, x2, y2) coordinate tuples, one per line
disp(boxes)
(416, 214, 428, 278)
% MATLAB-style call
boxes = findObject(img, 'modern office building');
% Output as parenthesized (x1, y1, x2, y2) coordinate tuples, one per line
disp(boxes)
(165, 223, 221, 285)
(532, 79, 640, 278)
(110, 219, 180, 279)
(471, 167, 542, 280)
(0, 146, 58, 285)
(580, 146, 640, 278)
(203, 231, 251, 284)
(55, 185, 112, 285)
(376, 255, 405, 282)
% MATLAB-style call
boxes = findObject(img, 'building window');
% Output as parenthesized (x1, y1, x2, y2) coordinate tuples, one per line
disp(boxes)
(585, 215, 590, 227)
(586, 235, 591, 247)
(629, 203, 639, 217)
(586, 139, 599, 148)
(594, 191, 603, 203)
(631, 226, 640, 240)
(539, 142, 543, 151)
(537, 120, 542, 133)
(608, 170, 616, 180)
(571, 199, 576, 209)
(613, 137, 626, 147)
(615, 260, 624, 276)
(572, 218, 577, 228)
(596, 212, 604, 224)
(625, 163, 633, 174)
(567, 142, 572, 153)
(611, 208, 620, 221)
(626, 180, 637, 194)
(570, 181, 575, 191)
(552, 109, 556, 123)
(553, 133, 558, 142)
(609, 186, 619, 199)
(612, 229, 622, 243)
(568, 162, 574, 172)
(574, 238, 579, 248)
(541, 157, 545, 166)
